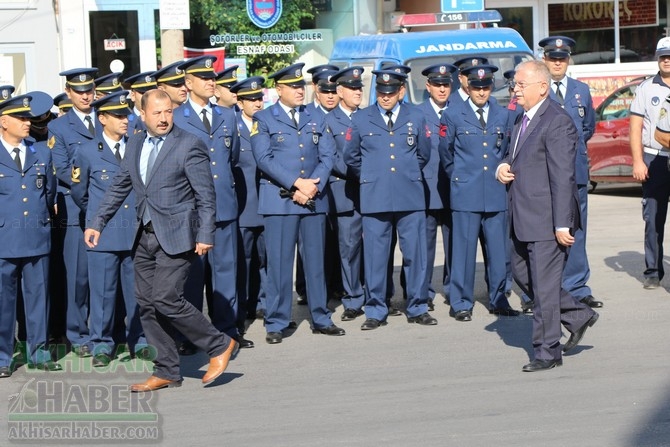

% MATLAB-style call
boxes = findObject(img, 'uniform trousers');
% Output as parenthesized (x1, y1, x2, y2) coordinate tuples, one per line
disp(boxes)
(236, 226, 267, 323)
(333, 209, 365, 311)
(63, 224, 90, 348)
(562, 184, 592, 299)
(641, 154, 670, 281)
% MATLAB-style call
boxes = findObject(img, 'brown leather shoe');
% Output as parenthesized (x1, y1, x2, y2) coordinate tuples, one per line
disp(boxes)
(202, 340, 238, 385)
(130, 375, 182, 392)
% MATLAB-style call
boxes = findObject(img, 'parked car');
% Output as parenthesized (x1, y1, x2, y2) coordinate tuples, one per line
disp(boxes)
(587, 76, 650, 189)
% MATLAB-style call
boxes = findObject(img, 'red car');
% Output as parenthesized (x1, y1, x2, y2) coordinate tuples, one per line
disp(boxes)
(587, 76, 649, 189)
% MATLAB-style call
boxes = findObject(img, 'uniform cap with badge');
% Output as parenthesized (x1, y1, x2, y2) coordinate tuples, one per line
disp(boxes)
(422, 63, 457, 85)
(95, 72, 124, 94)
(312, 69, 338, 93)
(0, 93, 38, 117)
(453, 57, 489, 74)
(331, 66, 365, 89)
(656, 36, 670, 59)
(0, 85, 15, 103)
(461, 64, 499, 88)
(60, 68, 98, 92)
(153, 60, 185, 86)
(179, 56, 218, 79)
(307, 64, 340, 85)
(124, 71, 157, 93)
(269, 63, 306, 87)
(372, 69, 407, 94)
(538, 36, 576, 59)
(90, 91, 133, 116)
(215, 65, 239, 86)
(229, 76, 266, 100)
(54, 92, 74, 113)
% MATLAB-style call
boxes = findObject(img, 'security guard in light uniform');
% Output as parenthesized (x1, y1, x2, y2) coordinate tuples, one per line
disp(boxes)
(539, 35, 602, 309)
(70, 91, 148, 366)
(0, 93, 60, 377)
(344, 69, 435, 330)
(124, 71, 157, 134)
(439, 64, 518, 321)
(230, 76, 268, 322)
(48, 67, 102, 357)
(250, 62, 345, 344)
(173, 56, 246, 347)
(325, 66, 366, 320)
(417, 63, 456, 310)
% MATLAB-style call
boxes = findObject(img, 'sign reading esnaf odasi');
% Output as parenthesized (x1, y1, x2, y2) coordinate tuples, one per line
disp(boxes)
(247, 0, 283, 29)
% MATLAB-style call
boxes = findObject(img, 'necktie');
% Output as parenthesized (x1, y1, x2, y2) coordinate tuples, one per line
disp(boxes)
(386, 110, 394, 131)
(84, 116, 95, 136)
(114, 142, 122, 162)
(289, 108, 298, 127)
(476, 108, 486, 128)
(438, 109, 444, 118)
(554, 82, 564, 105)
(201, 109, 211, 133)
(513, 115, 530, 158)
(146, 137, 162, 180)
(12, 147, 22, 171)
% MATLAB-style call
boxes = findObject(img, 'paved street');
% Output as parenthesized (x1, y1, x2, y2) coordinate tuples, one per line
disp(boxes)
(2, 183, 670, 447)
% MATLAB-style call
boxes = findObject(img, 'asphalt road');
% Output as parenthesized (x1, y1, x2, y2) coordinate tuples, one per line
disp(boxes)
(3, 182, 670, 447)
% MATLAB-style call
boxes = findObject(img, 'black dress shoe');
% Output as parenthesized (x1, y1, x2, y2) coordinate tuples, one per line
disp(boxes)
(643, 277, 660, 289)
(427, 299, 435, 311)
(580, 295, 604, 308)
(521, 300, 535, 314)
(341, 308, 364, 321)
(133, 347, 155, 361)
(28, 361, 63, 372)
(563, 312, 599, 353)
(92, 353, 112, 367)
(522, 358, 562, 372)
(454, 310, 472, 322)
(387, 306, 402, 317)
(296, 295, 307, 305)
(312, 325, 346, 336)
(236, 336, 255, 349)
(177, 341, 198, 356)
(360, 318, 387, 330)
(287, 321, 298, 329)
(266, 332, 282, 344)
(0, 366, 12, 378)
(72, 345, 92, 358)
(489, 307, 521, 317)
(255, 309, 265, 320)
(407, 312, 438, 325)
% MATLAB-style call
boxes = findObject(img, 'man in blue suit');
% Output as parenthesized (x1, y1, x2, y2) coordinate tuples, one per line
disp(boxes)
(540, 36, 602, 309)
(0, 93, 61, 377)
(325, 66, 366, 321)
(344, 69, 436, 330)
(71, 91, 147, 367)
(250, 63, 345, 344)
(449, 57, 489, 105)
(84, 89, 238, 391)
(230, 76, 268, 330)
(497, 60, 598, 372)
(417, 63, 456, 311)
(47, 67, 100, 358)
(124, 71, 157, 135)
(173, 56, 247, 348)
(440, 64, 518, 321)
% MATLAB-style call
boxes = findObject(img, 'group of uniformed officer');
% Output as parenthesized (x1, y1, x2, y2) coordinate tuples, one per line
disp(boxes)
(0, 34, 606, 376)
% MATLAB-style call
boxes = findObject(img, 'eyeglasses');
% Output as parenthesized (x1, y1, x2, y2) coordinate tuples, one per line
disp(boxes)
(510, 80, 543, 90)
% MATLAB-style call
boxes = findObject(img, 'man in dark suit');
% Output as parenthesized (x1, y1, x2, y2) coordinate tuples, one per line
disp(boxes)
(84, 89, 237, 391)
(250, 63, 345, 344)
(0, 93, 61, 377)
(497, 60, 598, 372)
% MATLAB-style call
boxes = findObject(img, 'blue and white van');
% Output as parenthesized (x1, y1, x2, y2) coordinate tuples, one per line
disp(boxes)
(329, 26, 534, 106)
